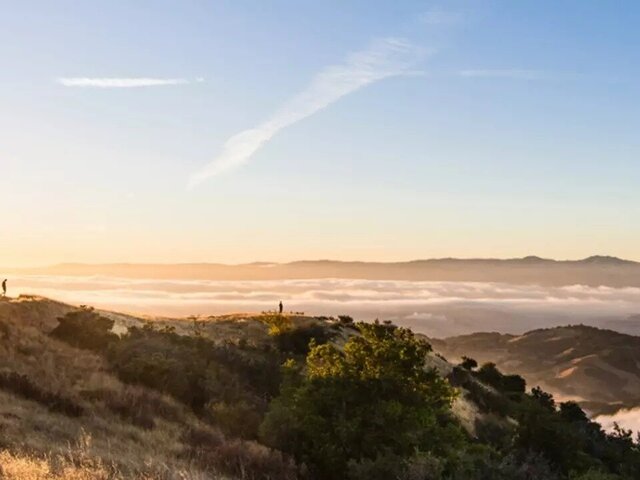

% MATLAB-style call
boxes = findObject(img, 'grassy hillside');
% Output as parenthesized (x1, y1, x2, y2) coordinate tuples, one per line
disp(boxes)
(0, 296, 298, 479)
(2, 295, 640, 479)
(432, 325, 640, 415)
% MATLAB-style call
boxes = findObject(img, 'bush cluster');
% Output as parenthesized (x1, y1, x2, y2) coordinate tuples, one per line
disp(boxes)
(0, 371, 83, 417)
(49, 310, 640, 480)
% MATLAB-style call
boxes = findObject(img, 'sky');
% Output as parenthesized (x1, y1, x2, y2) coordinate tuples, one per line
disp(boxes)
(1, 1, 640, 267)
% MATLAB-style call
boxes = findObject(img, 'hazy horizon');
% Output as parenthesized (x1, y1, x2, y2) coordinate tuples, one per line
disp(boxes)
(3, 253, 636, 268)
(9, 274, 640, 338)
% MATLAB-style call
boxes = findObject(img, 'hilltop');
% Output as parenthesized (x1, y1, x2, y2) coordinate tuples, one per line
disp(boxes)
(432, 324, 640, 415)
(7, 255, 640, 287)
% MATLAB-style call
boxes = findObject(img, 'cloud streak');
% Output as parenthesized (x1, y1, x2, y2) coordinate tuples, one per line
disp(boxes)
(189, 38, 424, 187)
(57, 77, 204, 88)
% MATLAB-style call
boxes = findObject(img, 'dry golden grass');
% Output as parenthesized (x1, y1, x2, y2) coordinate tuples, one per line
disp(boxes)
(0, 449, 110, 480)
(0, 297, 223, 478)
(0, 296, 307, 479)
(0, 447, 216, 479)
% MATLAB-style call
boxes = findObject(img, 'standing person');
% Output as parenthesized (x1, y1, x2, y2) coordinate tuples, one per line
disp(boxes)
(1, 279, 6, 297)
(278, 300, 283, 314)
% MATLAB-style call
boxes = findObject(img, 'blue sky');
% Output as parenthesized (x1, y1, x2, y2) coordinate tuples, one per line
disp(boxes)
(1, 1, 639, 266)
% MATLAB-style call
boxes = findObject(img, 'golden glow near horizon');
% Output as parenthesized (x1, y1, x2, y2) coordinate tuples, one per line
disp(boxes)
(2, 218, 638, 268)
(2, 168, 638, 267)
(2, 3, 639, 268)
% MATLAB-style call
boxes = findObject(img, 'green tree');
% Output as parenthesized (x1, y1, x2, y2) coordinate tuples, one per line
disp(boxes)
(260, 322, 462, 479)
(502, 374, 526, 394)
(460, 356, 478, 371)
(531, 386, 556, 411)
(476, 362, 503, 389)
(337, 315, 354, 325)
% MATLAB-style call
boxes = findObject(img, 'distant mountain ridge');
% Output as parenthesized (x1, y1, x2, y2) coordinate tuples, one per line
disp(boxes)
(6, 255, 640, 287)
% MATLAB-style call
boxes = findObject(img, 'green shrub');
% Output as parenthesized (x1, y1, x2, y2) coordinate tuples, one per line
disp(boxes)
(471, 362, 526, 396)
(449, 367, 509, 416)
(460, 356, 478, 371)
(347, 453, 409, 480)
(0, 372, 83, 417)
(273, 323, 334, 355)
(207, 400, 263, 439)
(51, 307, 117, 351)
(108, 326, 283, 414)
(570, 470, 622, 480)
(81, 386, 181, 430)
(185, 435, 300, 480)
(502, 374, 526, 394)
(261, 314, 293, 336)
(475, 362, 503, 389)
(475, 416, 513, 450)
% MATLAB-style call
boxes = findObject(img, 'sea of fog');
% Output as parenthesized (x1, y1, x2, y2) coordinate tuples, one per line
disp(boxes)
(9, 275, 640, 337)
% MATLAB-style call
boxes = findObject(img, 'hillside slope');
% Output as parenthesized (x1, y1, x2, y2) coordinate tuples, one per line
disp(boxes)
(432, 325, 640, 415)
(0, 296, 490, 479)
(0, 296, 300, 479)
(3, 296, 639, 479)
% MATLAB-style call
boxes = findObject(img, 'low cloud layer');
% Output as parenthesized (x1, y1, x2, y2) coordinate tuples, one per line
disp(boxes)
(57, 77, 203, 88)
(11, 276, 640, 337)
(189, 38, 424, 187)
(596, 408, 640, 435)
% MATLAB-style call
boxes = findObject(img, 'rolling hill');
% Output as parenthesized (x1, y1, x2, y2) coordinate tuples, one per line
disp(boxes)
(431, 324, 640, 415)
(0, 295, 487, 479)
(2, 295, 640, 479)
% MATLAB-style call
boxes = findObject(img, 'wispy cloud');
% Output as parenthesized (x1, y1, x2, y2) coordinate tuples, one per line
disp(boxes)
(57, 77, 204, 88)
(458, 69, 545, 80)
(189, 38, 425, 187)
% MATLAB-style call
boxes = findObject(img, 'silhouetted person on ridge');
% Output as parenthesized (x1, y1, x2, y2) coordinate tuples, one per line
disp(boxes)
(1, 279, 6, 297)
(279, 301, 283, 314)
